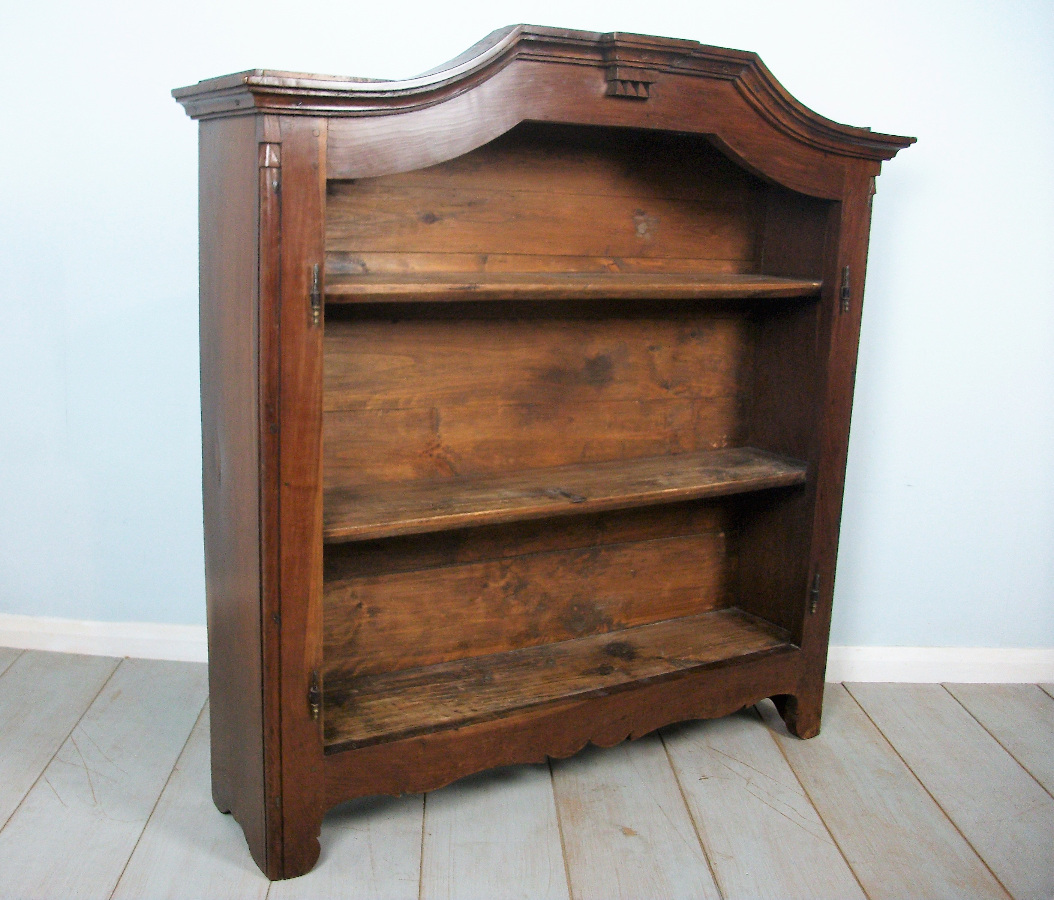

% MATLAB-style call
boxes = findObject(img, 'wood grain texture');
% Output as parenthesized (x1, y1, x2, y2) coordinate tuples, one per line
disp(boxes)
(111, 707, 270, 900)
(175, 26, 910, 879)
(0, 659, 208, 900)
(324, 529, 732, 680)
(848, 682, 1054, 900)
(273, 115, 330, 879)
(662, 710, 865, 900)
(422, 764, 569, 900)
(328, 251, 755, 277)
(269, 795, 424, 900)
(324, 397, 745, 490)
(197, 114, 269, 871)
(332, 123, 761, 203)
(322, 309, 758, 490)
(552, 735, 721, 900)
(325, 272, 821, 303)
(324, 311, 754, 412)
(324, 609, 791, 751)
(325, 124, 765, 271)
(761, 685, 1010, 900)
(945, 683, 1054, 795)
(324, 448, 805, 542)
(0, 650, 119, 830)
(324, 502, 731, 580)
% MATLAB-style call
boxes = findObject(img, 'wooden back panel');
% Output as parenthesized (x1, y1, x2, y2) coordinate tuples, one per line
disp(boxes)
(323, 309, 755, 490)
(321, 123, 771, 683)
(323, 502, 735, 682)
(325, 123, 765, 277)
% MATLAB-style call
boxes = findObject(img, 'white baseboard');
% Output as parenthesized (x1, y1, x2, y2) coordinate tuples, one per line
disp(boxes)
(825, 645, 1054, 683)
(0, 614, 207, 663)
(1, 614, 1051, 682)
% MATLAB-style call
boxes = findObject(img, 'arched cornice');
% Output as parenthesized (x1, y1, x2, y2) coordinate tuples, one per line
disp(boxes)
(174, 24, 914, 165)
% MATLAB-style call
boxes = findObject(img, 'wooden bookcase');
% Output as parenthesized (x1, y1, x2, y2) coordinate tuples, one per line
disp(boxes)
(174, 25, 912, 880)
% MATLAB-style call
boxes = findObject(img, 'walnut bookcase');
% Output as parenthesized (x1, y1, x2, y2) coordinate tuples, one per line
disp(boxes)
(174, 25, 912, 880)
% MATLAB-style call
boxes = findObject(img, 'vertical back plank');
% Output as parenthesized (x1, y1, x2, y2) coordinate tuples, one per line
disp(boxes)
(662, 710, 865, 899)
(111, 707, 270, 900)
(760, 685, 1010, 900)
(421, 764, 569, 900)
(849, 682, 1053, 900)
(0, 650, 119, 830)
(945, 683, 1054, 795)
(269, 795, 423, 900)
(0, 659, 207, 899)
(551, 736, 721, 900)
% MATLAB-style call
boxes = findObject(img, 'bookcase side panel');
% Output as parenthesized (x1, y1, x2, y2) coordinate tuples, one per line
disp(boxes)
(197, 115, 268, 869)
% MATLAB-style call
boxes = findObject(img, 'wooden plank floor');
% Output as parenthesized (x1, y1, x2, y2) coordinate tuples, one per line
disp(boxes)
(0, 648, 1050, 900)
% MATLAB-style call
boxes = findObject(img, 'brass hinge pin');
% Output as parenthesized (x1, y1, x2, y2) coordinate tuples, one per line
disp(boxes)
(809, 573, 821, 615)
(310, 263, 322, 327)
(308, 670, 321, 721)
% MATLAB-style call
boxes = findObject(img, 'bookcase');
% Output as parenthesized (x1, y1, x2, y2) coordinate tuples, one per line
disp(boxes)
(174, 25, 912, 880)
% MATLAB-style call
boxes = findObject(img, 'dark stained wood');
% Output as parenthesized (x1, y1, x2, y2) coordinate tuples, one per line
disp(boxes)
(324, 272, 821, 303)
(323, 608, 793, 751)
(323, 311, 753, 411)
(256, 114, 285, 876)
(272, 117, 328, 879)
(323, 397, 746, 489)
(323, 528, 733, 680)
(174, 25, 911, 881)
(325, 185, 758, 263)
(328, 250, 754, 277)
(324, 647, 801, 805)
(196, 115, 268, 872)
(324, 501, 731, 580)
(323, 447, 805, 542)
(321, 309, 759, 488)
(332, 123, 763, 203)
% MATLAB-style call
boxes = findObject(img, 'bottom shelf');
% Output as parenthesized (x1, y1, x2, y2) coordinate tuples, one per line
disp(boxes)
(323, 608, 795, 752)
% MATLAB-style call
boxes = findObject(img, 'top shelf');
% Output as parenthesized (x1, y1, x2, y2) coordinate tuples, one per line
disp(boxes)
(323, 272, 822, 304)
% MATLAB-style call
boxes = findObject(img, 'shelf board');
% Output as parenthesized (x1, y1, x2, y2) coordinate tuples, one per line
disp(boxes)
(323, 272, 822, 303)
(323, 608, 795, 751)
(323, 446, 807, 544)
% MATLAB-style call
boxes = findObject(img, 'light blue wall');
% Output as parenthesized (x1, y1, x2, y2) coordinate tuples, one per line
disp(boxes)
(1, 1, 1051, 645)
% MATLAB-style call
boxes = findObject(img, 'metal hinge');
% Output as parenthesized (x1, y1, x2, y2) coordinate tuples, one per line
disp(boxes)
(309, 263, 322, 327)
(840, 265, 851, 314)
(808, 573, 821, 614)
(308, 670, 321, 721)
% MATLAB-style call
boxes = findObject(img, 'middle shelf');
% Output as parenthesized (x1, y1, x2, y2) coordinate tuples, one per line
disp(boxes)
(323, 446, 807, 544)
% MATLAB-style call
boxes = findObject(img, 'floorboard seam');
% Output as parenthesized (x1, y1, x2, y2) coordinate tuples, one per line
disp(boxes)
(0, 654, 123, 837)
(107, 699, 209, 900)
(657, 728, 726, 900)
(546, 757, 576, 900)
(0, 648, 24, 679)
(842, 684, 1014, 900)
(940, 684, 1054, 802)
(755, 700, 873, 900)
(417, 790, 427, 900)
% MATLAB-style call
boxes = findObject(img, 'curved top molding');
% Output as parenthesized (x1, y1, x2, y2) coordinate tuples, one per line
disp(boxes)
(173, 24, 914, 163)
